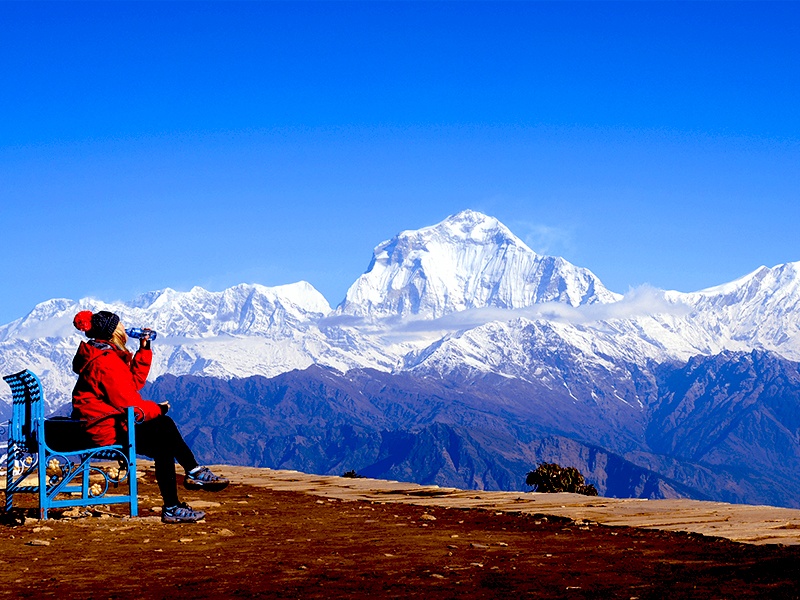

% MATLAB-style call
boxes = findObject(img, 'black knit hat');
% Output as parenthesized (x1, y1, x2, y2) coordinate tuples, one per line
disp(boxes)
(73, 310, 120, 340)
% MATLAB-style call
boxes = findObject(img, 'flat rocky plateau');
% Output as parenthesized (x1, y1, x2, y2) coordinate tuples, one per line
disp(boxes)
(2, 463, 800, 599)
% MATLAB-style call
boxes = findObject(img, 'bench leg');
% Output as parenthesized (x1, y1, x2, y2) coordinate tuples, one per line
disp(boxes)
(82, 456, 91, 499)
(4, 450, 13, 514)
(127, 407, 138, 518)
(38, 451, 48, 520)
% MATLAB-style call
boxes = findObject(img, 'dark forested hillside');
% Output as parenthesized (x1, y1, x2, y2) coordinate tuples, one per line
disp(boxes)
(145, 350, 800, 507)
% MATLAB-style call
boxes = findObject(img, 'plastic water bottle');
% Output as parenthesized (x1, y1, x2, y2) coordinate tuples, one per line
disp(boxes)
(125, 328, 158, 341)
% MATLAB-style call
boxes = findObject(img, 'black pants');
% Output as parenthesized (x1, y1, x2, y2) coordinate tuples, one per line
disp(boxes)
(135, 415, 199, 507)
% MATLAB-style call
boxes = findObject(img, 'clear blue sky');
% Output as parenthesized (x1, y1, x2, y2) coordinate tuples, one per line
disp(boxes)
(2, 1, 798, 324)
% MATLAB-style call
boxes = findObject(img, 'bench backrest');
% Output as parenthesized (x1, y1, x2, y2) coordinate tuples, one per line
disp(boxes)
(3, 369, 45, 453)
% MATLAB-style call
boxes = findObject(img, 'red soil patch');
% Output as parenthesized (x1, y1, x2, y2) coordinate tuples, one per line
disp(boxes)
(2, 470, 799, 599)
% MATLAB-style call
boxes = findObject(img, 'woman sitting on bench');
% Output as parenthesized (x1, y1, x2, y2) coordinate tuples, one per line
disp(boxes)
(71, 310, 228, 523)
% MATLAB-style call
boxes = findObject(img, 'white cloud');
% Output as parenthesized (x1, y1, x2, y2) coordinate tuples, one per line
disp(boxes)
(512, 220, 576, 257)
(322, 285, 691, 340)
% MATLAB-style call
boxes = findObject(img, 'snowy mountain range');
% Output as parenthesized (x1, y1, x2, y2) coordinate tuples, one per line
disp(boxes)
(4, 209, 800, 506)
(1, 209, 799, 416)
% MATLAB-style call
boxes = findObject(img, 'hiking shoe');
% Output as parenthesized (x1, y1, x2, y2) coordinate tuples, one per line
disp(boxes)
(162, 502, 205, 524)
(184, 466, 230, 491)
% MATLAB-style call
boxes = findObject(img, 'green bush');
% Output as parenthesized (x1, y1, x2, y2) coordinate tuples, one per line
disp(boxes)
(525, 462, 598, 496)
(342, 469, 366, 479)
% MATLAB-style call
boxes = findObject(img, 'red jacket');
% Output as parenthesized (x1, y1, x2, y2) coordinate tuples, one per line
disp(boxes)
(71, 340, 162, 446)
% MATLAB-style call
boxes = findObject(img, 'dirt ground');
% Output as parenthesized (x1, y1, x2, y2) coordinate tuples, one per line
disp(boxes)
(2, 469, 800, 600)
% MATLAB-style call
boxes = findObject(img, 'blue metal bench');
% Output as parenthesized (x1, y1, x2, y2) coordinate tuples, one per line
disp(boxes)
(3, 369, 138, 520)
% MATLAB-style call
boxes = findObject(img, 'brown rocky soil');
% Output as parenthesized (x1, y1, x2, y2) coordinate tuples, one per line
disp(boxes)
(2, 467, 800, 599)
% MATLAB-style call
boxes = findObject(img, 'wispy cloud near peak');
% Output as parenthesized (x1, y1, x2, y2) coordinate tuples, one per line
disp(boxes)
(321, 285, 690, 340)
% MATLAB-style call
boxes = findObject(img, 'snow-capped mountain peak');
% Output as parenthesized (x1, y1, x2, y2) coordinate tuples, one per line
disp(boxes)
(337, 210, 620, 320)
(0, 281, 333, 343)
(414, 209, 522, 246)
(663, 261, 800, 359)
(690, 261, 800, 303)
(0, 280, 372, 414)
